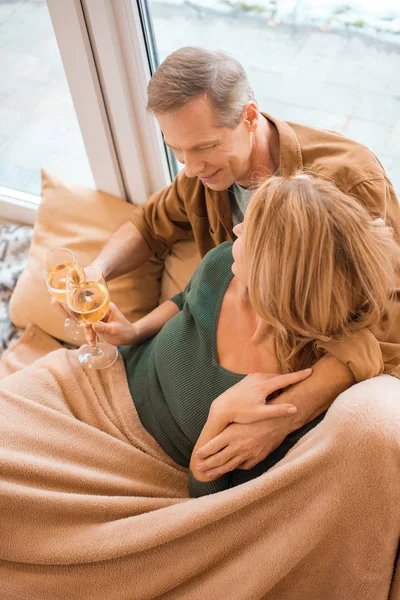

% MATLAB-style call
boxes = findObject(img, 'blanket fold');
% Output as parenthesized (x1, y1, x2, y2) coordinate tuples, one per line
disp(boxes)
(0, 323, 61, 379)
(0, 345, 399, 600)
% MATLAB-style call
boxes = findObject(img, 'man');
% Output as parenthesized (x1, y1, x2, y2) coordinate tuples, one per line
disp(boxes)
(93, 46, 400, 479)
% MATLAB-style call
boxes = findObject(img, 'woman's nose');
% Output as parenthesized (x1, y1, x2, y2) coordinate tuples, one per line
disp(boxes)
(233, 222, 243, 236)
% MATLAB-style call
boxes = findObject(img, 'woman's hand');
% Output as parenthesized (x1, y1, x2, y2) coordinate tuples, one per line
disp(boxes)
(190, 370, 312, 482)
(195, 419, 291, 479)
(84, 302, 136, 347)
(212, 369, 312, 426)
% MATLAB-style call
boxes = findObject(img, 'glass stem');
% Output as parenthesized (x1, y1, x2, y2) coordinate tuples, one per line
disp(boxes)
(92, 332, 103, 356)
(63, 304, 82, 327)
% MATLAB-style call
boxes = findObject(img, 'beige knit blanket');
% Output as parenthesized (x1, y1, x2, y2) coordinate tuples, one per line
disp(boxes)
(0, 326, 399, 600)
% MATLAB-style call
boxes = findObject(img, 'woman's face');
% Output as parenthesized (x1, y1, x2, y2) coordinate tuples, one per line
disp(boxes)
(231, 222, 248, 285)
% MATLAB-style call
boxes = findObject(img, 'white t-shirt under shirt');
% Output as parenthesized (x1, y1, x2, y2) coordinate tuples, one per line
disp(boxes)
(230, 170, 280, 227)
(230, 182, 255, 227)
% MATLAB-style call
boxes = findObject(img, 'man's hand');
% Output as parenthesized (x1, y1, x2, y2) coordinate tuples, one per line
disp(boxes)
(195, 418, 291, 479)
(50, 297, 71, 319)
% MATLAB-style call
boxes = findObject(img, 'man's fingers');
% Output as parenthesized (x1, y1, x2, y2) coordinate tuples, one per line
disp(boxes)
(205, 456, 244, 480)
(50, 298, 69, 318)
(197, 446, 236, 472)
(196, 432, 229, 459)
(237, 458, 259, 470)
(265, 368, 312, 396)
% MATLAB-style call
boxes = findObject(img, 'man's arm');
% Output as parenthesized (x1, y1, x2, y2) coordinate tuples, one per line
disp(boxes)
(336, 178, 400, 379)
(93, 221, 153, 281)
(267, 354, 355, 432)
(349, 177, 400, 242)
(94, 172, 194, 281)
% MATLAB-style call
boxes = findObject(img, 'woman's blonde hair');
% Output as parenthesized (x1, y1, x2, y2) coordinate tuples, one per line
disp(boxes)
(244, 174, 399, 372)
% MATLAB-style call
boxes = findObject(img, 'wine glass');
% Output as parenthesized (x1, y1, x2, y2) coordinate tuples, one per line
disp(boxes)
(66, 264, 118, 370)
(41, 247, 85, 342)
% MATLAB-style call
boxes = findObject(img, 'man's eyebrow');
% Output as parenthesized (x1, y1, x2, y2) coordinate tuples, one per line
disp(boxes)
(164, 138, 220, 150)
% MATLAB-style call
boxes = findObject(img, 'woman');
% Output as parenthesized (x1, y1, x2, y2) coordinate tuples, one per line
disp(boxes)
(83, 174, 398, 497)
(1, 174, 399, 600)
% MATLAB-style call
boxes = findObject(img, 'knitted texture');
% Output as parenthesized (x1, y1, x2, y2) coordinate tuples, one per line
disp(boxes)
(121, 243, 324, 497)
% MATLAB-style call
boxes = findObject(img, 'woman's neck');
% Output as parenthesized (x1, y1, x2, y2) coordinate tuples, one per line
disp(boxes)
(231, 276, 273, 345)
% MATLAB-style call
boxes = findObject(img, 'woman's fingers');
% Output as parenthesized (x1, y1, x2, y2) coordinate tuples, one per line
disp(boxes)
(265, 368, 312, 396)
(234, 403, 297, 425)
(102, 302, 117, 323)
(84, 325, 96, 346)
(257, 403, 297, 419)
(92, 320, 112, 335)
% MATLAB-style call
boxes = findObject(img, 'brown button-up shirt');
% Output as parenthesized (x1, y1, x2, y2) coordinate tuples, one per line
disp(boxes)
(131, 113, 400, 381)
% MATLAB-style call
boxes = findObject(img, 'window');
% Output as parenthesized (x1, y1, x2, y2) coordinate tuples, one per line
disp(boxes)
(0, 0, 94, 198)
(144, 0, 400, 194)
(4, 0, 399, 223)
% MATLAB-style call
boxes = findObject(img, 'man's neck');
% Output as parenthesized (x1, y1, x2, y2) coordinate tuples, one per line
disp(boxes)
(236, 114, 280, 189)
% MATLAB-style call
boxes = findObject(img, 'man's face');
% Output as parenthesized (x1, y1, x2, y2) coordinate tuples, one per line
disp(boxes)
(156, 95, 255, 191)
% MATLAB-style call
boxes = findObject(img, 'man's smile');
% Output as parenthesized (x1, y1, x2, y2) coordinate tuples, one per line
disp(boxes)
(199, 169, 221, 182)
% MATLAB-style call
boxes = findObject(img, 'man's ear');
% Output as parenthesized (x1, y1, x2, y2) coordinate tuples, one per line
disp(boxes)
(243, 102, 259, 132)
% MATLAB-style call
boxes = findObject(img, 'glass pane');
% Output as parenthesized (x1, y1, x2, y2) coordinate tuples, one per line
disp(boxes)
(144, 0, 400, 194)
(0, 0, 94, 197)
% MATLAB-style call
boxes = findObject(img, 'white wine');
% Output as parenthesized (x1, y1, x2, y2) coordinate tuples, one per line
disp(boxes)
(67, 281, 110, 324)
(46, 262, 76, 303)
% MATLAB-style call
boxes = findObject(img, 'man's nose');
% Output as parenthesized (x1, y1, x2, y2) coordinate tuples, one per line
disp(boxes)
(183, 154, 206, 178)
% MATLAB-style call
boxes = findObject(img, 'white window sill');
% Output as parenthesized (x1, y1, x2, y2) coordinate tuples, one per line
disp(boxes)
(0, 187, 39, 225)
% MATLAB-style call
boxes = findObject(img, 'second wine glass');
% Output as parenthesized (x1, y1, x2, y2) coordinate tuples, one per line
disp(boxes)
(66, 264, 118, 370)
(41, 247, 85, 342)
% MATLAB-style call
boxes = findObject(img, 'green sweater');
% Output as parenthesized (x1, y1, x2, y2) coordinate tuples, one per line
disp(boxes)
(120, 242, 324, 497)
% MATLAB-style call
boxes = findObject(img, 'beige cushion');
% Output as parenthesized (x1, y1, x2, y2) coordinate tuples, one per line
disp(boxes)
(10, 171, 166, 343)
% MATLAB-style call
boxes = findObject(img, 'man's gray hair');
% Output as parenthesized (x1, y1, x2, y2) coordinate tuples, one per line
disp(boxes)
(147, 47, 256, 128)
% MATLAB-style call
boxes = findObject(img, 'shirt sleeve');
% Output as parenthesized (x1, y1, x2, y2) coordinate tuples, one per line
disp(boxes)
(348, 177, 400, 241)
(169, 285, 189, 311)
(318, 178, 400, 382)
(315, 330, 384, 382)
(130, 172, 194, 255)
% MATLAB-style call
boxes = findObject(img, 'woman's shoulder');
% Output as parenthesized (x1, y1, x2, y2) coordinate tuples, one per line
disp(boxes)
(187, 241, 233, 293)
(203, 241, 234, 268)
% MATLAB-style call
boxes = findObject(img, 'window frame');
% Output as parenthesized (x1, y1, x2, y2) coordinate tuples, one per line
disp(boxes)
(1, 0, 170, 224)
(81, 0, 171, 202)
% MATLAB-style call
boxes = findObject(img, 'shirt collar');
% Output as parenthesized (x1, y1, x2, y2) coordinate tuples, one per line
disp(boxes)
(260, 112, 303, 177)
